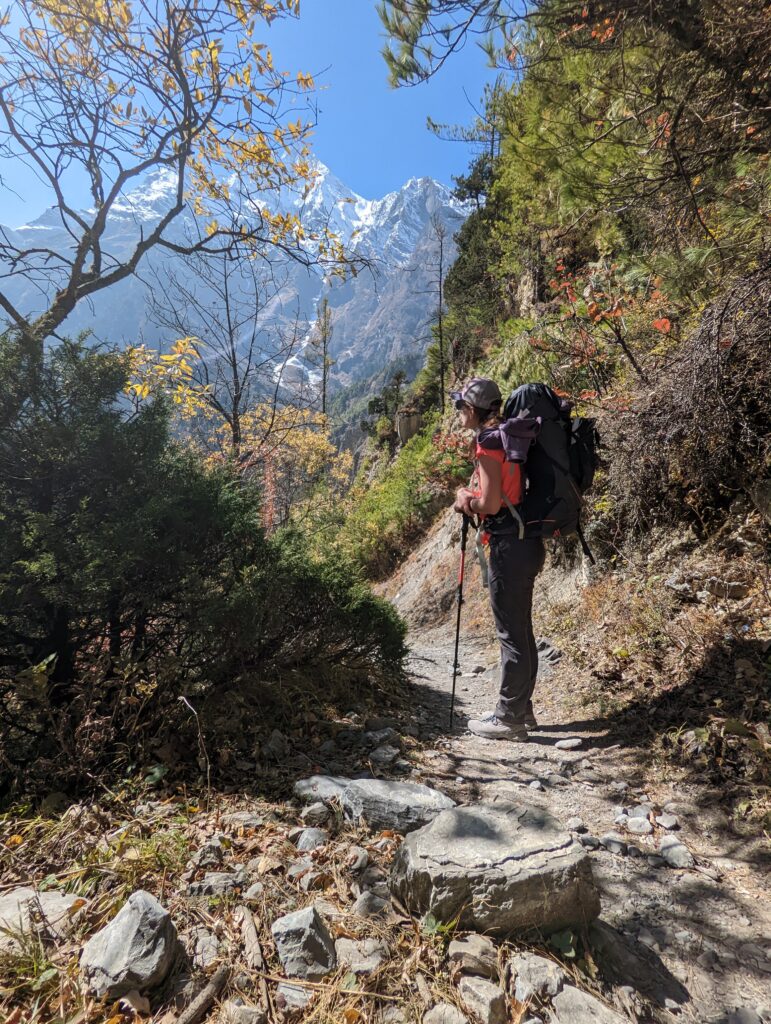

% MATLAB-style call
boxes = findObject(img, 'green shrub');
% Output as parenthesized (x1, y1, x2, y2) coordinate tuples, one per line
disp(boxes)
(0, 335, 405, 798)
(338, 415, 459, 576)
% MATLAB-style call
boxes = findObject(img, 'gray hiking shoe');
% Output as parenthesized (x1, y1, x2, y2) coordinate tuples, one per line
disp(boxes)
(467, 712, 529, 741)
(524, 703, 538, 729)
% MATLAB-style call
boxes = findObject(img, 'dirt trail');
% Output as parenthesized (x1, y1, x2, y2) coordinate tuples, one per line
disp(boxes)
(393, 601, 771, 1022)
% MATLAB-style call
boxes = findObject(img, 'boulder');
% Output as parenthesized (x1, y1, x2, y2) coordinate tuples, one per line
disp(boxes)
(80, 890, 177, 999)
(458, 976, 506, 1024)
(294, 775, 350, 804)
(390, 802, 600, 937)
(270, 906, 336, 980)
(0, 887, 84, 953)
(550, 984, 627, 1023)
(508, 951, 567, 1003)
(447, 934, 498, 979)
(342, 779, 455, 833)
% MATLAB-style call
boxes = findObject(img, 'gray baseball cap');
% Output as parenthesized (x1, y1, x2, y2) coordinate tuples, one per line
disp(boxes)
(449, 377, 502, 411)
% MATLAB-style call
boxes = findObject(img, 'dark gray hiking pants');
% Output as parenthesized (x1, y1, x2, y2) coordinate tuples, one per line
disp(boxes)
(487, 534, 546, 723)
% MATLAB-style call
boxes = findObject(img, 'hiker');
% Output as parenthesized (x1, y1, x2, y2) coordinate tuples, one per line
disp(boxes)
(451, 377, 545, 741)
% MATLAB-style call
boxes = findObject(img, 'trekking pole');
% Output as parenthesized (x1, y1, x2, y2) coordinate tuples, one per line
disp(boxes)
(450, 513, 472, 731)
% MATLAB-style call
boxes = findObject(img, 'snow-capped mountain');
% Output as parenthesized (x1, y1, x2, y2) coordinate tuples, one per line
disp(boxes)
(1, 163, 470, 390)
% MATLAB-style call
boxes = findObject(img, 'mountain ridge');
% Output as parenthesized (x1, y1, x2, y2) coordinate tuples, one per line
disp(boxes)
(2, 163, 470, 392)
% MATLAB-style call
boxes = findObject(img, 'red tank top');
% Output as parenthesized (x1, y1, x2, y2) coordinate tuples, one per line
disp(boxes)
(472, 440, 524, 517)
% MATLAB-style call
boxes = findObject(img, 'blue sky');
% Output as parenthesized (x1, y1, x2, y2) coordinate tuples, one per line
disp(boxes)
(0, 2, 496, 224)
(266, 2, 497, 199)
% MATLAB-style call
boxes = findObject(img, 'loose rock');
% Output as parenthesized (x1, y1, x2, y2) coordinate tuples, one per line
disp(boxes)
(458, 975, 506, 1024)
(275, 982, 313, 1011)
(0, 887, 85, 953)
(366, 727, 401, 747)
(188, 869, 246, 896)
(555, 738, 582, 750)
(508, 951, 567, 1003)
(626, 817, 653, 836)
(390, 802, 600, 936)
(220, 999, 267, 1024)
(342, 778, 455, 833)
(295, 828, 329, 852)
(270, 906, 336, 980)
(351, 891, 390, 917)
(294, 775, 350, 804)
(447, 934, 498, 979)
(222, 810, 264, 831)
(579, 834, 601, 850)
(370, 744, 400, 768)
(600, 832, 627, 856)
(656, 813, 679, 830)
(423, 1004, 469, 1024)
(301, 802, 330, 826)
(335, 937, 388, 974)
(566, 817, 586, 833)
(659, 836, 695, 869)
(550, 984, 627, 1023)
(189, 926, 219, 970)
(80, 890, 177, 999)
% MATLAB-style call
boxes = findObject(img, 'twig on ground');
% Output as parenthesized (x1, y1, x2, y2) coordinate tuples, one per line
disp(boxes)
(255, 971, 401, 1000)
(174, 964, 229, 1024)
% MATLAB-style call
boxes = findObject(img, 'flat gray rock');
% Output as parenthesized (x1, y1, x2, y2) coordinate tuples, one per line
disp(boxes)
(626, 817, 653, 835)
(390, 802, 600, 937)
(0, 887, 84, 953)
(655, 813, 679, 830)
(335, 937, 388, 974)
(80, 890, 177, 999)
(276, 982, 313, 1011)
(555, 738, 582, 750)
(551, 984, 627, 1023)
(342, 779, 455, 834)
(294, 775, 351, 804)
(600, 833, 627, 855)
(222, 810, 264, 831)
(448, 934, 498, 979)
(270, 906, 336, 981)
(458, 975, 506, 1024)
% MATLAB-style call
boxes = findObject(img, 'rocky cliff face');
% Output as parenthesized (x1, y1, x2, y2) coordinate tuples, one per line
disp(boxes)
(1, 164, 470, 391)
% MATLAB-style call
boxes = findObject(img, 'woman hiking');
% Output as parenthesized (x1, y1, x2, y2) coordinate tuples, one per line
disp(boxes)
(451, 377, 545, 742)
